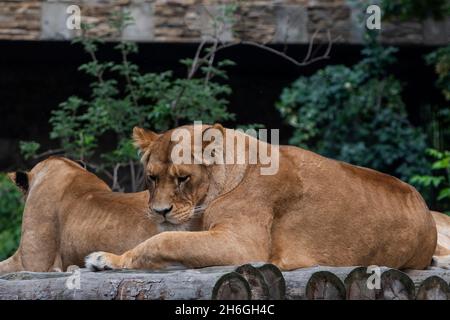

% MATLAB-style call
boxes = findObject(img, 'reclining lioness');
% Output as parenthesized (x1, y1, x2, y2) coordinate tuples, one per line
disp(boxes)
(86, 124, 441, 271)
(0, 157, 200, 274)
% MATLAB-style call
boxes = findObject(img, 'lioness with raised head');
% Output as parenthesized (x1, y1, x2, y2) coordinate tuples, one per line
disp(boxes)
(85, 124, 439, 271)
(0, 157, 200, 274)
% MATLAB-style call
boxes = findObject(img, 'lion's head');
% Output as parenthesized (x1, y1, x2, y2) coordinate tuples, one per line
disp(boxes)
(132, 124, 225, 226)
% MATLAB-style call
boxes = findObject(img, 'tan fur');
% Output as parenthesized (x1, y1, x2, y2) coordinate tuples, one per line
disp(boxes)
(431, 211, 450, 268)
(87, 125, 438, 271)
(0, 157, 200, 274)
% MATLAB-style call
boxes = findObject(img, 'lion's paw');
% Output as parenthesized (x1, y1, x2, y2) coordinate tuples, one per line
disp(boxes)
(431, 255, 450, 270)
(85, 252, 119, 271)
(66, 265, 80, 273)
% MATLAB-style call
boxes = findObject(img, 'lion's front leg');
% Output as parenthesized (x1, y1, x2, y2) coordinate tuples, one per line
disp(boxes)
(85, 249, 165, 271)
(85, 227, 270, 271)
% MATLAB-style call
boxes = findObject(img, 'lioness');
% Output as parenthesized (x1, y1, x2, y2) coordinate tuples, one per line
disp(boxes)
(85, 124, 439, 271)
(0, 157, 200, 274)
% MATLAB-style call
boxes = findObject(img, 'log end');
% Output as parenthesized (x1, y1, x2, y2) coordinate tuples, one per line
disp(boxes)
(257, 263, 286, 300)
(416, 276, 450, 300)
(235, 264, 270, 300)
(379, 269, 415, 300)
(306, 271, 346, 300)
(345, 267, 378, 300)
(212, 272, 252, 300)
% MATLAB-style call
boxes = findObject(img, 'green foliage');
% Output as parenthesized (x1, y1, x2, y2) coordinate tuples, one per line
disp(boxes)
(411, 149, 450, 213)
(426, 45, 450, 101)
(276, 40, 428, 181)
(0, 174, 23, 260)
(19, 141, 41, 160)
(381, 0, 450, 21)
(21, 11, 234, 191)
(423, 45, 450, 152)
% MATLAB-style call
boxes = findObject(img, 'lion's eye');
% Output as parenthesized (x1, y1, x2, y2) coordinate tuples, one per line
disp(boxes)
(177, 176, 190, 184)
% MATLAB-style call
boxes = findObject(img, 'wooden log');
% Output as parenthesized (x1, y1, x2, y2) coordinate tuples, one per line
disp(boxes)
(234, 264, 269, 300)
(404, 268, 450, 290)
(345, 267, 380, 300)
(416, 276, 449, 300)
(0, 267, 252, 300)
(257, 264, 286, 300)
(344, 267, 416, 300)
(2, 266, 450, 300)
(283, 266, 357, 300)
(305, 271, 346, 300)
(378, 269, 415, 300)
(212, 272, 252, 300)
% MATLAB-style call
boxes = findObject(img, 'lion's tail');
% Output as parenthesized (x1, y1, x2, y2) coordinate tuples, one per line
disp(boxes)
(431, 211, 450, 269)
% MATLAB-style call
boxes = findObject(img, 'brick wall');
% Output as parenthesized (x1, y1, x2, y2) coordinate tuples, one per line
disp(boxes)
(0, 0, 448, 44)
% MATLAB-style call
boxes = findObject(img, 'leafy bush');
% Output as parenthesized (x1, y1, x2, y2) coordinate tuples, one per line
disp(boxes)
(410, 46, 450, 212)
(20, 11, 234, 191)
(276, 39, 428, 181)
(426, 45, 450, 101)
(381, 0, 450, 21)
(411, 149, 450, 214)
(422, 45, 450, 153)
(0, 174, 23, 260)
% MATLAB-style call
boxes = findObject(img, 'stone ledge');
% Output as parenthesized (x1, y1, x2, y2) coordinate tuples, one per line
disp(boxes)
(0, 0, 448, 44)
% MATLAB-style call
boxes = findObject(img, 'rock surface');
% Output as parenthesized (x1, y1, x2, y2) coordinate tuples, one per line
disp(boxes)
(0, 0, 448, 44)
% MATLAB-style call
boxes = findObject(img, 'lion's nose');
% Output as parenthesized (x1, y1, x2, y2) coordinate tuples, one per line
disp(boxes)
(153, 205, 173, 217)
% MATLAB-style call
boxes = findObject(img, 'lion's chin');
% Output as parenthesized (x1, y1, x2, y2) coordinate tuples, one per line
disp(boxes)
(159, 219, 193, 232)
(165, 215, 192, 225)
(147, 213, 191, 225)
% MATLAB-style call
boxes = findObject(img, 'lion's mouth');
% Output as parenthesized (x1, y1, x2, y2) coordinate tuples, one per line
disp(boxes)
(146, 205, 207, 225)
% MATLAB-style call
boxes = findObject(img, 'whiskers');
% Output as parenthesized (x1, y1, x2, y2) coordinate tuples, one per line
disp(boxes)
(143, 204, 208, 226)
(192, 205, 207, 217)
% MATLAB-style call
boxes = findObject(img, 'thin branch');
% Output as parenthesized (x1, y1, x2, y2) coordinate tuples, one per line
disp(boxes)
(170, 39, 208, 118)
(197, 33, 335, 69)
(121, 47, 139, 108)
(129, 159, 136, 192)
(112, 163, 121, 191)
(189, 39, 207, 79)
(172, 2, 337, 118)
(302, 28, 321, 63)
(204, 40, 218, 86)
(31, 148, 65, 160)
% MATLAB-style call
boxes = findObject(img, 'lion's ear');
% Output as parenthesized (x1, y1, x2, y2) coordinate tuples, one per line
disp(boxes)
(8, 171, 29, 193)
(202, 123, 225, 146)
(200, 123, 226, 165)
(132, 127, 159, 152)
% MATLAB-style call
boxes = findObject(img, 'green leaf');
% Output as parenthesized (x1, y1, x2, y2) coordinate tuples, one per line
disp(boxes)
(438, 188, 450, 201)
(19, 141, 40, 160)
(432, 158, 450, 170)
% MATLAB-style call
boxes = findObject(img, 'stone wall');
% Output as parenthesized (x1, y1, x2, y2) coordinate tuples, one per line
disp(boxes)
(0, 0, 448, 44)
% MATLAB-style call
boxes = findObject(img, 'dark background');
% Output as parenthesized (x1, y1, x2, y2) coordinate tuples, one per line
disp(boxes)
(0, 40, 443, 171)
